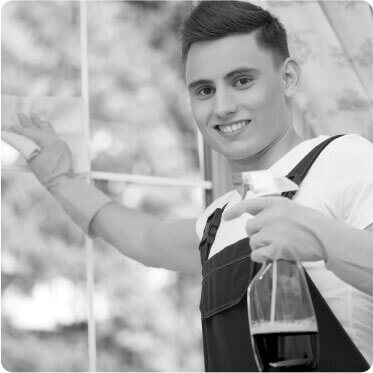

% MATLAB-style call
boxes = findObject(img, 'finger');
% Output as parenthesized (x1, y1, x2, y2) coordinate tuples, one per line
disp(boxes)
(278, 247, 302, 262)
(245, 213, 268, 236)
(251, 244, 303, 263)
(30, 112, 44, 128)
(17, 113, 31, 127)
(30, 113, 54, 132)
(251, 243, 278, 263)
(10, 125, 46, 145)
(249, 230, 272, 251)
(223, 197, 274, 221)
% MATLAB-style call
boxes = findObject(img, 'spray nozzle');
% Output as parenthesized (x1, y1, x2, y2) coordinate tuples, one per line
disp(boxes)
(233, 170, 299, 199)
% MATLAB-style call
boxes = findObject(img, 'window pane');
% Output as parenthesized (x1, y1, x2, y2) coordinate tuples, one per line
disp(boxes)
(1, 173, 89, 371)
(93, 180, 204, 371)
(92, 246, 204, 372)
(1, 1, 80, 96)
(2, 2, 89, 371)
(1, 1, 83, 172)
(86, 1, 201, 179)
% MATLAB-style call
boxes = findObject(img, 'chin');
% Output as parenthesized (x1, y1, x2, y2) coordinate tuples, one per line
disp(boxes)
(213, 148, 254, 163)
(215, 142, 258, 162)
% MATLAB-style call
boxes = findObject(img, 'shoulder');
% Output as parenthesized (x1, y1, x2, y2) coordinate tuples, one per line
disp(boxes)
(312, 134, 373, 178)
(195, 190, 237, 239)
(309, 134, 373, 229)
(321, 134, 373, 162)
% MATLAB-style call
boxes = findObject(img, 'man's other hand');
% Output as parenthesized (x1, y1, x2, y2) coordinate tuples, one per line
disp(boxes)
(223, 197, 328, 263)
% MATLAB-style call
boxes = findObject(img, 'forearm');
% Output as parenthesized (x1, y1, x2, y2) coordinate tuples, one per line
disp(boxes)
(48, 176, 200, 272)
(90, 201, 160, 267)
(311, 215, 373, 295)
(92, 207, 201, 273)
(48, 176, 160, 266)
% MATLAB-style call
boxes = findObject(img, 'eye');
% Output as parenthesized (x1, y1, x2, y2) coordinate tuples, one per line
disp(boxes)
(234, 77, 253, 88)
(196, 86, 215, 98)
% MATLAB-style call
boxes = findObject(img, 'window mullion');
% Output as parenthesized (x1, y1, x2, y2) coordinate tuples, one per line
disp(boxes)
(80, 1, 97, 372)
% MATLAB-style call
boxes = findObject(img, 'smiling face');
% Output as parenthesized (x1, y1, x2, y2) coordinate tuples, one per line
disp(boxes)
(185, 32, 298, 171)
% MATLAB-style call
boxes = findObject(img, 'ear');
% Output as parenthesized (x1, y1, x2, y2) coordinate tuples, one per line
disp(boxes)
(282, 57, 301, 98)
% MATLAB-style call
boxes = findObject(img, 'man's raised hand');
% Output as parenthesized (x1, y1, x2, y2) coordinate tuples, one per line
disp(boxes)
(10, 113, 74, 189)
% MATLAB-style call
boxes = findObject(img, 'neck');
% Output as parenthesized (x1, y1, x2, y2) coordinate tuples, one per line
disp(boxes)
(229, 125, 303, 173)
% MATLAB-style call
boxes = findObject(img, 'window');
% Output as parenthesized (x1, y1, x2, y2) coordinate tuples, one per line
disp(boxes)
(2, 2, 211, 371)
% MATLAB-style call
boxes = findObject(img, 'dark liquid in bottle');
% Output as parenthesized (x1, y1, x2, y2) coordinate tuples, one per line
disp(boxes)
(253, 331, 319, 372)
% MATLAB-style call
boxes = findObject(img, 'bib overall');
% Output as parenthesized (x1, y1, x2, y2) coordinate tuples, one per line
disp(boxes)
(198, 135, 369, 372)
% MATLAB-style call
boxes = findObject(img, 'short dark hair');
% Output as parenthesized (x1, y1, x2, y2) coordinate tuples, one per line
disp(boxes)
(180, 1, 290, 69)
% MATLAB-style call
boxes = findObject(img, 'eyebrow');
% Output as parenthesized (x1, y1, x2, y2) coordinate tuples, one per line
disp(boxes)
(187, 79, 214, 91)
(187, 67, 260, 91)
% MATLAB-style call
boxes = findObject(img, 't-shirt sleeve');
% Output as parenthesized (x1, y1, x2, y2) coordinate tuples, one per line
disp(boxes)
(327, 135, 373, 230)
(336, 179, 373, 230)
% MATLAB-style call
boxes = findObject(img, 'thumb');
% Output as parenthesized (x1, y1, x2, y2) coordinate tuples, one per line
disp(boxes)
(223, 197, 272, 221)
(251, 244, 278, 263)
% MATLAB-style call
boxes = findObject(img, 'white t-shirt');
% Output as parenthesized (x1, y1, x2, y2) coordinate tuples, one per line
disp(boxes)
(196, 134, 373, 363)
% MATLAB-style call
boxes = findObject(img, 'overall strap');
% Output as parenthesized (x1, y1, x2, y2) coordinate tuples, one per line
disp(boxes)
(282, 135, 344, 199)
(198, 206, 226, 265)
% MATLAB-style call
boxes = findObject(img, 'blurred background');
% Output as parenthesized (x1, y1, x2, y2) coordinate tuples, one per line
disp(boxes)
(1, 1, 372, 372)
(2, 1, 205, 371)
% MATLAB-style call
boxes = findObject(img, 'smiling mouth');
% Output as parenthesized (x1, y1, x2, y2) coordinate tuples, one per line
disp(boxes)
(214, 120, 251, 134)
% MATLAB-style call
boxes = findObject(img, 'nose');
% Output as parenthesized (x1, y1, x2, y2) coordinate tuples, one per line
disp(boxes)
(213, 87, 238, 119)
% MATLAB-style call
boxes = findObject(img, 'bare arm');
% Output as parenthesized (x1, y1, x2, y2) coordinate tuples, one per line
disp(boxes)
(7, 116, 202, 274)
(90, 202, 202, 274)
(325, 222, 373, 295)
(224, 197, 373, 295)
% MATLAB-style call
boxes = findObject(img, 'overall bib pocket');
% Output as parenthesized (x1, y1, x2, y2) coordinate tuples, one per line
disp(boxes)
(199, 239, 260, 372)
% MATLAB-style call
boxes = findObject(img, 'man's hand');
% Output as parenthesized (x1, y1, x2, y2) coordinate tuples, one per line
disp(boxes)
(10, 113, 74, 188)
(223, 197, 328, 263)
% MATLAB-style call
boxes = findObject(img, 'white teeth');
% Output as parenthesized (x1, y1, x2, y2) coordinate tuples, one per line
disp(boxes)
(218, 120, 250, 133)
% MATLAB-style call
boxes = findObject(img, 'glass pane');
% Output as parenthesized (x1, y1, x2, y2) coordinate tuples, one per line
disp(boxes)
(86, 1, 201, 179)
(92, 246, 204, 372)
(93, 180, 204, 371)
(1, 2, 89, 371)
(1, 1, 85, 173)
(1, 172, 89, 371)
(1, 1, 80, 96)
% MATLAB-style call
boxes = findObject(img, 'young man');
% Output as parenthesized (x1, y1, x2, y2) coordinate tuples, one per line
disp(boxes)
(10, 1, 373, 371)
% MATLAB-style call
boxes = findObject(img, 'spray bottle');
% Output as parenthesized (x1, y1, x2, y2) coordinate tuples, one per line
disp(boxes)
(233, 170, 319, 372)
